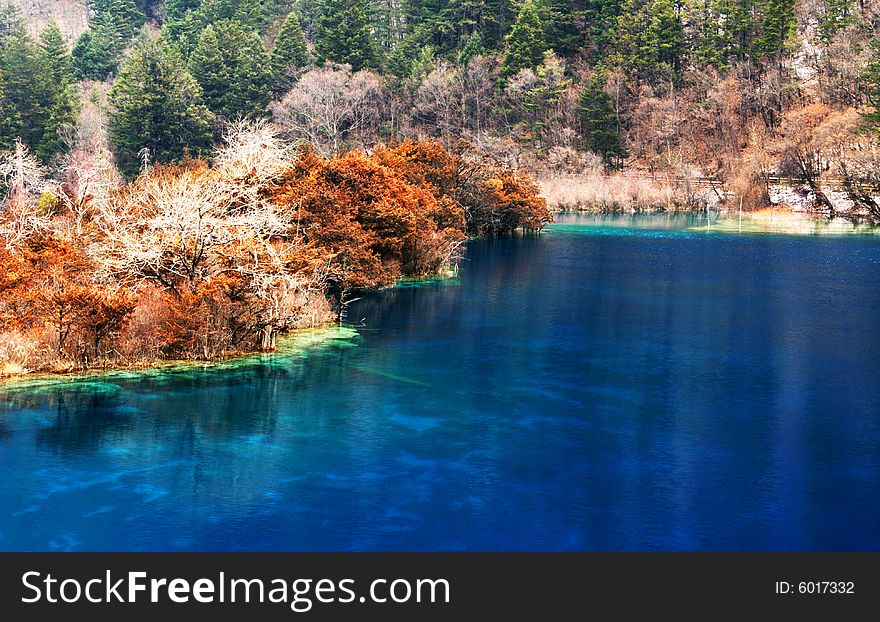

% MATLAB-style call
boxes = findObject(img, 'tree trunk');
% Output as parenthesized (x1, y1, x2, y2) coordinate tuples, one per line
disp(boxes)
(336, 290, 347, 323)
(260, 325, 276, 352)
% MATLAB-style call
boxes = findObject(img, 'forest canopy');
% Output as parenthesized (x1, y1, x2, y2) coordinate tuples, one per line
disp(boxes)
(0, 0, 877, 221)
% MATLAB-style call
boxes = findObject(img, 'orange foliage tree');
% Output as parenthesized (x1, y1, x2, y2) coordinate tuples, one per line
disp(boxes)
(271, 142, 472, 317)
(456, 158, 552, 237)
(270, 139, 550, 316)
(1, 129, 550, 372)
(0, 233, 136, 366)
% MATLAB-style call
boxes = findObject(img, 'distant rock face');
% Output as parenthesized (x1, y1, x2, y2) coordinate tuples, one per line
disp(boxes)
(15, 0, 90, 43)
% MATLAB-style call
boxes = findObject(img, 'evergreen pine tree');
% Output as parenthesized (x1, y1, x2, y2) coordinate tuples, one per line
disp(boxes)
(577, 74, 626, 168)
(40, 20, 74, 85)
(818, 0, 851, 44)
(189, 20, 273, 119)
(689, 0, 724, 67)
(0, 0, 25, 46)
(435, 0, 487, 54)
(164, 0, 201, 23)
(90, 0, 146, 39)
(188, 26, 228, 112)
(71, 0, 146, 82)
(410, 44, 437, 81)
(1, 31, 77, 161)
(754, 0, 795, 59)
(719, 0, 764, 61)
(458, 30, 484, 66)
(235, 26, 273, 113)
(616, 0, 683, 83)
(540, 0, 580, 57)
(179, 0, 273, 34)
(195, 0, 236, 24)
(71, 21, 126, 80)
(385, 31, 423, 79)
(616, 0, 654, 80)
(108, 37, 215, 176)
(271, 11, 309, 94)
(652, 0, 684, 72)
(38, 21, 79, 161)
(524, 51, 571, 144)
(500, 0, 549, 80)
(38, 83, 78, 162)
(72, 31, 100, 80)
(163, 9, 205, 59)
(371, 0, 407, 55)
(481, 0, 517, 49)
(690, 0, 761, 68)
(314, 0, 379, 71)
(233, 0, 270, 32)
(401, 0, 443, 48)
(0, 65, 16, 151)
(405, 0, 515, 55)
(579, 0, 623, 59)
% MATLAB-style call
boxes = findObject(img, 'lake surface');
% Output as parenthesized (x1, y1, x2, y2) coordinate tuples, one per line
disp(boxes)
(1, 213, 879, 551)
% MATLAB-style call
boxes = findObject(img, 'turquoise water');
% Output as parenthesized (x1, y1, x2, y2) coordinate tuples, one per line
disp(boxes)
(1, 213, 879, 551)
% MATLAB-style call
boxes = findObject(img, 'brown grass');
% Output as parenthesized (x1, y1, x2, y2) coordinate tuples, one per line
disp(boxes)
(539, 173, 714, 212)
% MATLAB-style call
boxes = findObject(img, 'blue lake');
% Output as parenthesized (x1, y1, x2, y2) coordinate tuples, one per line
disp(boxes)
(1, 213, 879, 551)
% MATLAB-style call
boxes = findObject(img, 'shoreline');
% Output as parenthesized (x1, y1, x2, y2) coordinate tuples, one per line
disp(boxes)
(0, 271, 463, 387)
(538, 171, 880, 223)
(0, 324, 360, 390)
(550, 206, 880, 234)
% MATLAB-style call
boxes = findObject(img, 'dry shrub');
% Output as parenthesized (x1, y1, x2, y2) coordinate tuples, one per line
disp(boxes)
(545, 147, 603, 175)
(728, 124, 773, 212)
(294, 294, 333, 329)
(155, 281, 233, 359)
(0, 329, 43, 375)
(115, 285, 168, 363)
(729, 160, 771, 213)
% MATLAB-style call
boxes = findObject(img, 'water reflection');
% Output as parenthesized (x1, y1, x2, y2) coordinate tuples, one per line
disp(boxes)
(36, 386, 137, 453)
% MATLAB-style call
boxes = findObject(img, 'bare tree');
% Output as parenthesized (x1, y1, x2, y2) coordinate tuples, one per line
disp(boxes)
(462, 56, 498, 143)
(47, 84, 124, 238)
(0, 139, 45, 204)
(87, 121, 332, 351)
(0, 140, 50, 249)
(92, 163, 290, 292)
(214, 119, 296, 186)
(271, 64, 384, 156)
(772, 103, 836, 212)
(499, 68, 538, 143)
(414, 62, 465, 143)
(814, 108, 880, 221)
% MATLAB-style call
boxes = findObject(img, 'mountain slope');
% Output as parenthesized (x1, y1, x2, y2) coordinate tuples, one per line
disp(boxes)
(15, 0, 89, 42)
